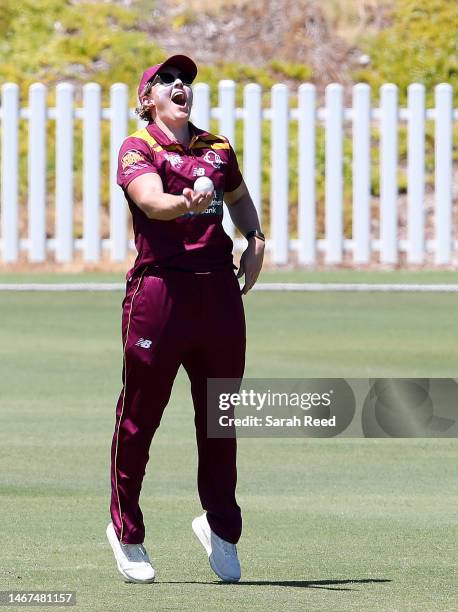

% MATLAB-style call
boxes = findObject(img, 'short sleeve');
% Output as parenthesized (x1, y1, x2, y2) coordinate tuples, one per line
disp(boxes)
(225, 142, 243, 193)
(117, 137, 158, 191)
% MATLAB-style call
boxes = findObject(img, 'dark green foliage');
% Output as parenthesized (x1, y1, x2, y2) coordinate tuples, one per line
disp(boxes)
(355, 0, 458, 106)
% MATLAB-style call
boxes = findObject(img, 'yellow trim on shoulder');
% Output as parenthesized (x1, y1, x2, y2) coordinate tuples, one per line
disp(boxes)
(191, 141, 230, 150)
(199, 133, 224, 142)
(129, 128, 163, 153)
(192, 132, 230, 149)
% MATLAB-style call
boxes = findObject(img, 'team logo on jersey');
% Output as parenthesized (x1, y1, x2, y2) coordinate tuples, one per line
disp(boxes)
(121, 151, 146, 169)
(121, 150, 149, 175)
(203, 150, 224, 169)
(164, 152, 183, 169)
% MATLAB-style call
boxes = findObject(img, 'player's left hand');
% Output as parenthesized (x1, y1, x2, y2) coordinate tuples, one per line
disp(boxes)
(237, 237, 265, 294)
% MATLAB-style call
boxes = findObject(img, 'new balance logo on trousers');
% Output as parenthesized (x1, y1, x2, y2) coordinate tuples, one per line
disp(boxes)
(135, 338, 152, 349)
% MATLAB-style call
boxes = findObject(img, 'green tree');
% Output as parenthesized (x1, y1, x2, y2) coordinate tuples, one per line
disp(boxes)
(0, 0, 162, 104)
(355, 0, 458, 105)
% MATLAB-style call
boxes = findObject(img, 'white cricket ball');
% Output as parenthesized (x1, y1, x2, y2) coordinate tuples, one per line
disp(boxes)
(193, 176, 214, 193)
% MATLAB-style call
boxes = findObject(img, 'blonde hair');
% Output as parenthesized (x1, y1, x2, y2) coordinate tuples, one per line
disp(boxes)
(135, 80, 155, 122)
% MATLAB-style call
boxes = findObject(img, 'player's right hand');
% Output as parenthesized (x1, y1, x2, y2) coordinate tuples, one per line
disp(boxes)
(182, 188, 214, 215)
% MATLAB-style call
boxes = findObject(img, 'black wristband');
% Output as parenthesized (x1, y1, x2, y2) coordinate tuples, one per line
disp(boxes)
(245, 229, 265, 242)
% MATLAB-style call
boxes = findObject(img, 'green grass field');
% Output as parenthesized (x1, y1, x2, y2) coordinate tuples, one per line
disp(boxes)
(1, 272, 457, 611)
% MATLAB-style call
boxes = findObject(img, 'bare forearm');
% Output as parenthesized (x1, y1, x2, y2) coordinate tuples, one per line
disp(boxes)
(226, 193, 261, 236)
(134, 192, 188, 221)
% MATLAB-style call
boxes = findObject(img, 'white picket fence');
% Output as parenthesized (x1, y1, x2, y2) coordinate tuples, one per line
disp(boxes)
(0, 81, 456, 265)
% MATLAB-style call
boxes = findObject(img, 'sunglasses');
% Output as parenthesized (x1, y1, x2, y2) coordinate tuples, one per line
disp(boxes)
(152, 71, 194, 86)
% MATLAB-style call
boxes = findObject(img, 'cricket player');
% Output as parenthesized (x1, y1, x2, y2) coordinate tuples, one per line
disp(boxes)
(106, 54, 265, 583)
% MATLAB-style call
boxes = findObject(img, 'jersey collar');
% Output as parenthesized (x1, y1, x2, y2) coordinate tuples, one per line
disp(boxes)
(146, 121, 208, 148)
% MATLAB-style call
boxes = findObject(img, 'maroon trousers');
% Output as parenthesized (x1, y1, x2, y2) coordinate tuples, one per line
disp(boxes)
(110, 267, 245, 545)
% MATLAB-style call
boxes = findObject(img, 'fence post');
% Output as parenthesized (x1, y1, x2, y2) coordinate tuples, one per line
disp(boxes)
(83, 83, 101, 262)
(407, 83, 425, 263)
(191, 82, 210, 132)
(28, 83, 47, 262)
(218, 79, 236, 145)
(325, 83, 344, 264)
(434, 83, 453, 264)
(55, 83, 74, 263)
(352, 83, 371, 263)
(243, 83, 262, 222)
(218, 80, 236, 239)
(271, 84, 289, 264)
(110, 83, 128, 261)
(1, 83, 19, 262)
(379, 84, 398, 264)
(297, 83, 316, 265)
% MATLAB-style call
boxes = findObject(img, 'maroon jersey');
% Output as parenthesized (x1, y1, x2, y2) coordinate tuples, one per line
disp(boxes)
(117, 121, 243, 277)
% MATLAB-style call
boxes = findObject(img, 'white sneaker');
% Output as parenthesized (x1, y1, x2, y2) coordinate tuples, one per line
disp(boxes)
(106, 522, 155, 583)
(192, 513, 241, 582)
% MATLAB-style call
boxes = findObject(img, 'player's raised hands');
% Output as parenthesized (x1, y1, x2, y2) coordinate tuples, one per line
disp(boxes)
(182, 188, 214, 215)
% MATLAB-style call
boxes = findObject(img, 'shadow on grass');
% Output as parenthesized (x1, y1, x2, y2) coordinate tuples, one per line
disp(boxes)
(157, 578, 391, 591)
